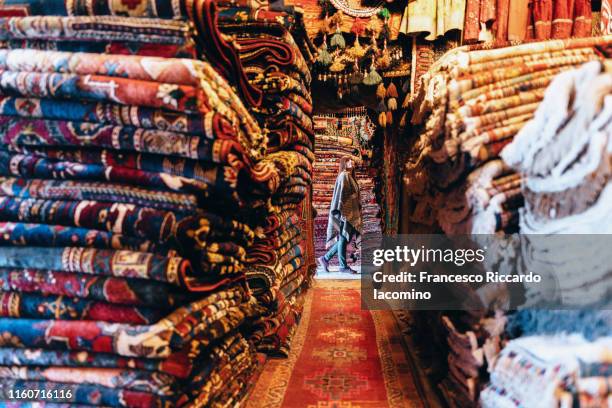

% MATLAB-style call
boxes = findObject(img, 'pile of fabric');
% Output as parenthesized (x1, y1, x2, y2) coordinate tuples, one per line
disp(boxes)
(216, 1, 316, 357)
(482, 335, 612, 407)
(312, 111, 381, 264)
(404, 36, 611, 235)
(0, 0, 308, 405)
(403, 40, 612, 407)
(478, 60, 612, 407)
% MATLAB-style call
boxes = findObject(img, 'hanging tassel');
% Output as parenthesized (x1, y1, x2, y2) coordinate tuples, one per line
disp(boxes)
(348, 36, 366, 58)
(329, 59, 345, 72)
(376, 100, 387, 112)
(378, 111, 387, 128)
(387, 97, 397, 111)
(399, 112, 407, 128)
(386, 82, 398, 98)
(363, 65, 382, 86)
(378, 7, 391, 20)
(402, 93, 411, 108)
(316, 40, 332, 66)
(378, 49, 392, 69)
(351, 17, 367, 37)
(376, 83, 386, 99)
(401, 78, 410, 94)
(330, 27, 345, 49)
(386, 111, 393, 125)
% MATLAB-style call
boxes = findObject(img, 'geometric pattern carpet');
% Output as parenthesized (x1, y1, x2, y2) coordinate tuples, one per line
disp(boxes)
(247, 280, 436, 407)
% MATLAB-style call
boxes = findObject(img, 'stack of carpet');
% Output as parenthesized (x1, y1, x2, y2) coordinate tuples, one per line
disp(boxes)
(312, 112, 381, 265)
(479, 60, 612, 407)
(501, 59, 612, 306)
(404, 36, 612, 234)
(0, 2, 281, 405)
(404, 39, 612, 408)
(216, 1, 316, 357)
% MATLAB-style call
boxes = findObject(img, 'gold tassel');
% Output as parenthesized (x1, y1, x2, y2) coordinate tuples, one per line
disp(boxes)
(378, 111, 387, 128)
(376, 83, 386, 100)
(386, 82, 398, 98)
(387, 97, 397, 111)
(402, 93, 411, 108)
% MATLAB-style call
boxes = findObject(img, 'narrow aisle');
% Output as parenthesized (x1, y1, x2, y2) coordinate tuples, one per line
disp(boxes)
(248, 280, 439, 408)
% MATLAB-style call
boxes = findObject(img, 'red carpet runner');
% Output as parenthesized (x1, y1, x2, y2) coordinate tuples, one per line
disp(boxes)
(248, 280, 430, 407)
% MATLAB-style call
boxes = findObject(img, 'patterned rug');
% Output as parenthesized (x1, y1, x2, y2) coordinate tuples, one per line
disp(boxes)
(247, 280, 434, 408)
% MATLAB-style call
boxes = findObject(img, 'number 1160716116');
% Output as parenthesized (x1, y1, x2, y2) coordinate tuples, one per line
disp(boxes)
(6, 389, 74, 400)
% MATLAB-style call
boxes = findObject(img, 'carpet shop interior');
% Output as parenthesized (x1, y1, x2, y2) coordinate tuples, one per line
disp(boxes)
(0, 0, 609, 406)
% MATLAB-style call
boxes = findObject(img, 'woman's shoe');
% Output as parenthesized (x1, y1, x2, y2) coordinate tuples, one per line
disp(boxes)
(317, 256, 330, 272)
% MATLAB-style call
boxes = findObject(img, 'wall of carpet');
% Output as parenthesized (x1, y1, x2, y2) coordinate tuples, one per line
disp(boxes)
(312, 108, 382, 266)
(216, 2, 317, 358)
(399, 29, 612, 408)
(0, 0, 316, 405)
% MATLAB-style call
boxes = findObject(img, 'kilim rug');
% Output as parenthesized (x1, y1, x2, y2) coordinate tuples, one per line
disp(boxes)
(247, 280, 436, 408)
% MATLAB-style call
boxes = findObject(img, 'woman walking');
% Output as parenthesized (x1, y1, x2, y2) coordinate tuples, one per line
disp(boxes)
(318, 156, 362, 274)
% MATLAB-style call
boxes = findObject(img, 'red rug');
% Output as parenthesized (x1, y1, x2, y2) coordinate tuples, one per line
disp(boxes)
(248, 280, 431, 408)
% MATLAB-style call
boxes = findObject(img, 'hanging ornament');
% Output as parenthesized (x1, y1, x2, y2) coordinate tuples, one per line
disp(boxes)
(376, 83, 387, 100)
(402, 92, 411, 108)
(377, 99, 387, 128)
(317, 38, 333, 66)
(329, 59, 345, 72)
(329, 0, 383, 18)
(319, 12, 332, 34)
(378, 111, 387, 128)
(363, 62, 382, 86)
(386, 82, 398, 98)
(401, 78, 410, 93)
(386, 110, 393, 125)
(386, 82, 398, 111)
(378, 39, 391, 69)
(348, 35, 366, 58)
(330, 26, 346, 49)
(399, 111, 407, 128)
(378, 7, 391, 20)
(351, 17, 367, 37)
(366, 15, 382, 36)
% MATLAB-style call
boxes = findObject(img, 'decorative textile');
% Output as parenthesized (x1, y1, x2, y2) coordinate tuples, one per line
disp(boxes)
(400, 0, 466, 41)
(0, 5, 314, 406)
(481, 335, 612, 408)
(508, 0, 530, 41)
(0, 16, 191, 45)
(0, 268, 188, 308)
(0, 286, 252, 357)
(405, 36, 609, 234)
(247, 280, 427, 407)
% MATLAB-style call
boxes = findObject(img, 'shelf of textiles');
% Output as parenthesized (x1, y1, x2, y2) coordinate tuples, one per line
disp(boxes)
(397, 0, 595, 45)
(312, 109, 382, 265)
(215, 1, 317, 357)
(0, 1, 314, 407)
(399, 40, 612, 407)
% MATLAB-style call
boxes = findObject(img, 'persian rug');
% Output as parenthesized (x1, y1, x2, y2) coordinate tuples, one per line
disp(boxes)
(247, 280, 427, 408)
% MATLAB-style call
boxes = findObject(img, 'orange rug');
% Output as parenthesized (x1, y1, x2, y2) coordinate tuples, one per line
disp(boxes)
(248, 280, 433, 408)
